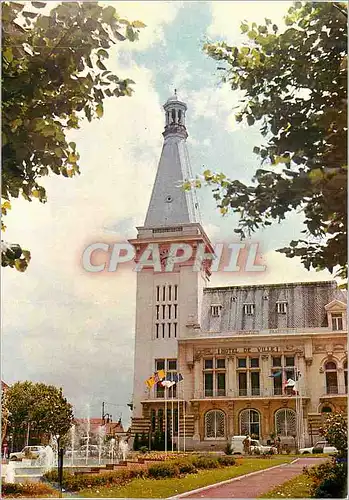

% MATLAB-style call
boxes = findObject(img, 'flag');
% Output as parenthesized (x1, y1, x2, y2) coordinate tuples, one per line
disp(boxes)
(176, 373, 184, 383)
(154, 370, 166, 383)
(161, 380, 175, 388)
(285, 379, 296, 387)
(269, 371, 282, 378)
(145, 375, 155, 389)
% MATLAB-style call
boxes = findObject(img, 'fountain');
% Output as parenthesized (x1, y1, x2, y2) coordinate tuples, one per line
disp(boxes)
(97, 425, 106, 465)
(70, 424, 76, 466)
(110, 438, 116, 462)
(119, 440, 129, 461)
(4, 461, 15, 483)
(36, 445, 55, 472)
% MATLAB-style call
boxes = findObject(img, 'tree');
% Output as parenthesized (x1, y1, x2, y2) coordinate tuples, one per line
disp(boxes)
(133, 432, 139, 451)
(197, 2, 347, 281)
(6, 381, 74, 446)
(320, 411, 347, 458)
(2, 1, 145, 271)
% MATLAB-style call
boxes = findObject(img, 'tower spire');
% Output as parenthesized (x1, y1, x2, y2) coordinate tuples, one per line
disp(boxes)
(144, 94, 200, 227)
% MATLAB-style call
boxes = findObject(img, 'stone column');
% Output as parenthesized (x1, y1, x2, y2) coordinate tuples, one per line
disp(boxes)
(227, 357, 234, 398)
(261, 355, 270, 397)
(193, 357, 202, 398)
(262, 401, 271, 440)
(227, 402, 235, 438)
(192, 402, 200, 441)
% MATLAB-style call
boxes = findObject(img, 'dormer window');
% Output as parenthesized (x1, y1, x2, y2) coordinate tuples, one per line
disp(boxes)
(243, 303, 255, 315)
(276, 301, 287, 314)
(211, 305, 222, 317)
(332, 313, 343, 331)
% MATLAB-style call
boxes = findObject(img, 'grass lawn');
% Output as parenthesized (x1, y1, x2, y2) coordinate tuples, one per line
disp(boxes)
(76, 457, 293, 498)
(259, 473, 312, 498)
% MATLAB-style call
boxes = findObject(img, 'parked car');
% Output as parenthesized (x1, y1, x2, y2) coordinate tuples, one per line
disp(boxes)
(10, 446, 45, 461)
(299, 441, 338, 455)
(250, 439, 277, 455)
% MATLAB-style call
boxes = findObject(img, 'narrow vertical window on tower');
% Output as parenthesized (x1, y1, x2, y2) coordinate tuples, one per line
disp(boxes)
(154, 284, 179, 339)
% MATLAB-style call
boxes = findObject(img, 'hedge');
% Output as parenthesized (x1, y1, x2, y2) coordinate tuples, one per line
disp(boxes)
(2, 482, 56, 497)
(43, 454, 236, 492)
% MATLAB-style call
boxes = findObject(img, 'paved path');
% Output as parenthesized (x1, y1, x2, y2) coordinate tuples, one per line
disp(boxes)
(172, 458, 325, 498)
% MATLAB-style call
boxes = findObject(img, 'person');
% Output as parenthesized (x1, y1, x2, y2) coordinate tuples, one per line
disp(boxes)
(243, 435, 250, 455)
(276, 437, 281, 454)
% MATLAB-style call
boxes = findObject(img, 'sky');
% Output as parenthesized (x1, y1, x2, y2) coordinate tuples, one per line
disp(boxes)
(2, 1, 334, 428)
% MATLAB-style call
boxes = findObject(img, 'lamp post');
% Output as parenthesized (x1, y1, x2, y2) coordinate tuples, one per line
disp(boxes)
(56, 434, 63, 498)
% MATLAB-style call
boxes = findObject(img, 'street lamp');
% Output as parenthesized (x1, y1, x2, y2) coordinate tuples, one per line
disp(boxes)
(55, 434, 63, 498)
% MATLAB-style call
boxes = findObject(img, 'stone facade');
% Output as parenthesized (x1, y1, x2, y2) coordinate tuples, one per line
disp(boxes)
(130, 96, 347, 450)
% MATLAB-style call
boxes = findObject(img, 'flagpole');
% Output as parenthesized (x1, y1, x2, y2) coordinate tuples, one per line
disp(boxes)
(171, 384, 174, 453)
(177, 382, 180, 452)
(183, 392, 186, 452)
(165, 386, 167, 453)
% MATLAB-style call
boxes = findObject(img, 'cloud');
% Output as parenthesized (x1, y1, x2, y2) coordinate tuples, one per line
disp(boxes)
(207, 1, 292, 44)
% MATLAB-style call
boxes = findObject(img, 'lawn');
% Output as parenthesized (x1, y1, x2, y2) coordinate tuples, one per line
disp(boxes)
(76, 457, 293, 498)
(259, 473, 312, 498)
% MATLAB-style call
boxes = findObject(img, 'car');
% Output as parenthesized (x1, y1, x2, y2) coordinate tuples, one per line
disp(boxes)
(299, 440, 338, 455)
(10, 445, 46, 461)
(250, 439, 277, 455)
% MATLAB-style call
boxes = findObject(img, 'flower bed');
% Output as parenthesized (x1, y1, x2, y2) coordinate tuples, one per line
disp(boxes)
(2, 482, 56, 498)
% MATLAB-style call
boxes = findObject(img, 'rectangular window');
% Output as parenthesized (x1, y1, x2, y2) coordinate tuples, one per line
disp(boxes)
(204, 372, 213, 397)
(238, 358, 247, 368)
(273, 357, 282, 367)
(162, 286, 166, 302)
(250, 358, 259, 368)
(211, 305, 222, 317)
(168, 323, 171, 338)
(174, 322, 177, 337)
(156, 286, 160, 302)
(273, 372, 282, 395)
(250, 372, 260, 395)
(174, 285, 178, 301)
(216, 358, 226, 369)
(238, 372, 247, 396)
(162, 304, 166, 319)
(156, 305, 160, 320)
(162, 323, 165, 338)
(243, 303, 255, 315)
(167, 359, 177, 371)
(276, 301, 287, 314)
(168, 305, 171, 319)
(168, 285, 172, 301)
(156, 323, 159, 338)
(285, 356, 295, 367)
(332, 313, 343, 331)
(174, 304, 178, 319)
(204, 359, 214, 370)
(156, 359, 165, 371)
(216, 373, 226, 396)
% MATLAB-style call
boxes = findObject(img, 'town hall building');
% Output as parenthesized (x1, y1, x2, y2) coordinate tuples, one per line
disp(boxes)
(130, 93, 347, 450)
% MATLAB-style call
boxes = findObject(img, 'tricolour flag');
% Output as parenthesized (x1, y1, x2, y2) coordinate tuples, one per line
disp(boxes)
(145, 369, 166, 388)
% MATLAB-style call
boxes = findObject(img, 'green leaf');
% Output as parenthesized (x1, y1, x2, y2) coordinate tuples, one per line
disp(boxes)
(241, 22, 249, 33)
(96, 104, 103, 118)
(132, 20, 146, 28)
(97, 48, 109, 59)
(31, 2, 46, 7)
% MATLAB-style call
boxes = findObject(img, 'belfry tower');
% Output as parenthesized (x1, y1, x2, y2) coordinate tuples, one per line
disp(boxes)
(129, 93, 212, 439)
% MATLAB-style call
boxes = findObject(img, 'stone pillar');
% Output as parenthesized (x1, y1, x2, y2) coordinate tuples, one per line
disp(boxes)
(227, 357, 234, 398)
(192, 402, 200, 441)
(227, 402, 235, 438)
(262, 401, 271, 440)
(193, 357, 202, 398)
(261, 355, 270, 397)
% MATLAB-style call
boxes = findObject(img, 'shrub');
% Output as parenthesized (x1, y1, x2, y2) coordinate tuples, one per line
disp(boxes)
(224, 442, 233, 455)
(139, 446, 148, 454)
(2, 482, 56, 497)
(174, 459, 197, 474)
(191, 456, 220, 469)
(44, 467, 146, 492)
(148, 462, 179, 478)
(319, 412, 347, 457)
(304, 459, 347, 498)
(217, 456, 236, 466)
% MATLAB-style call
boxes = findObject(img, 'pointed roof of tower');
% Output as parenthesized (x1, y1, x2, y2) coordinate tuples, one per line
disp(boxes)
(144, 94, 200, 227)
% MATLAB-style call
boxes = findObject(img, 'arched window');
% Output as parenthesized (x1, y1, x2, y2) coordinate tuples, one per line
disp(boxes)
(171, 109, 176, 124)
(321, 406, 332, 413)
(239, 409, 260, 438)
(325, 361, 338, 394)
(344, 361, 347, 392)
(204, 410, 225, 439)
(275, 409, 296, 437)
(178, 109, 182, 124)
